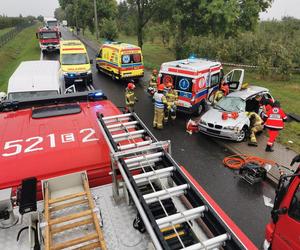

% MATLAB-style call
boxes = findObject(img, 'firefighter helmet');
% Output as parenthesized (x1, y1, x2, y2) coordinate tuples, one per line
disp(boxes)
(127, 82, 135, 90)
(157, 84, 165, 91)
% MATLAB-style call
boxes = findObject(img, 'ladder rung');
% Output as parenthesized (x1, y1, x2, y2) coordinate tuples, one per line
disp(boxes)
(74, 241, 101, 250)
(51, 218, 93, 234)
(112, 130, 145, 141)
(49, 209, 92, 226)
(107, 120, 138, 129)
(51, 233, 98, 250)
(156, 206, 207, 229)
(125, 152, 163, 164)
(134, 167, 175, 184)
(181, 233, 229, 250)
(102, 113, 131, 121)
(127, 158, 161, 170)
(50, 199, 88, 212)
(49, 191, 86, 204)
(118, 140, 153, 151)
(143, 184, 188, 204)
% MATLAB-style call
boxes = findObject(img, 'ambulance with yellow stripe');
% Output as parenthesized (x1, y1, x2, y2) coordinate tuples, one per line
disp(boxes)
(158, 58, 244, 115)
(60, 40, 93, 86)
(95, 42, 144, 81)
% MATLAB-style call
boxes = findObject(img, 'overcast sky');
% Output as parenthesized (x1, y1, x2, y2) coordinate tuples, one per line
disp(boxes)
(0, 0, 299, 20)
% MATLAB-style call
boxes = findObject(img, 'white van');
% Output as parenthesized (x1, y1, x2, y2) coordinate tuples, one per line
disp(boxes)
(7, 60, 63, 100)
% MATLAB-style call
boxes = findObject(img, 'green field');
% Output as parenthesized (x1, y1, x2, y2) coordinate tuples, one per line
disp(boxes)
(84, 31, 300, 152)
(0, 24, 40, 91)
(0, 27, 14, 36)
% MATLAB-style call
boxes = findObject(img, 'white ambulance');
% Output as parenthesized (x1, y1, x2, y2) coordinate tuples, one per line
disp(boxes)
(158, 58, 244, 115)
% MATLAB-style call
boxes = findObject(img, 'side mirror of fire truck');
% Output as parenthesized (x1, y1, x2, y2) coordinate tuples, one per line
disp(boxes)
(59, 32, 62, 38)
(0, 92, 7, 102)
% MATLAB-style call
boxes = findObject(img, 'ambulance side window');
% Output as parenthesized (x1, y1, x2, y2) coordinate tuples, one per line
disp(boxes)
(288, 184, 300, 221)
(210, 73, 220, 87)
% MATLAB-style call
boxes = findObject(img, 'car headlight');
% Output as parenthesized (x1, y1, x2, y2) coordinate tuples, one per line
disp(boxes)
(223, 126, 235, 130)
(199, 119, 207, 126)
(63, 72, 68, 76)
(87, 70, 92, 74)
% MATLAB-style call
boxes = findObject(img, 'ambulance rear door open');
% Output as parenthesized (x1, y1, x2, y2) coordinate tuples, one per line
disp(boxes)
(224, 69, 244, 91)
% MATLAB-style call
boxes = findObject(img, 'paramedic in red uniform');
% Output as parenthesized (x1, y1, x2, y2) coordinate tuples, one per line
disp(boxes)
(264, 101, 287, 152)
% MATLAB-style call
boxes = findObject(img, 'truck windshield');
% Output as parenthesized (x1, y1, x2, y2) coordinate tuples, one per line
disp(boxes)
(61, 53, 88, 65)
(47, 21, 58, 27)
(121, 54, 141, 64)
(216, 97, 245, 112)
(8, 90, 59, 101)
(39, 32, 58, 39)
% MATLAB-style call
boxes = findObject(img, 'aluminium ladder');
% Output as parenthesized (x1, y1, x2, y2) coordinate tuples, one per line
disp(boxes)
(97, 112, 246, 250)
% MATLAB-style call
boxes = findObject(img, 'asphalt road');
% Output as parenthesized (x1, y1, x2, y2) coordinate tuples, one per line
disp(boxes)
(45, 28, 276, 247)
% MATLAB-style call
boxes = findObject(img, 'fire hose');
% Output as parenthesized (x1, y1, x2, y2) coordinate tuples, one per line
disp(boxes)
(223, 154, 276, 170)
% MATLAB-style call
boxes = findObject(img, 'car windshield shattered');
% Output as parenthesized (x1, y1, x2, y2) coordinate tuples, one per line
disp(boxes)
(215, 96, 245, 112)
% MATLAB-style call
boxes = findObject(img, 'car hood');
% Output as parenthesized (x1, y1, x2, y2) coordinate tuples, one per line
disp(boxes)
(201, 108, 248, 127)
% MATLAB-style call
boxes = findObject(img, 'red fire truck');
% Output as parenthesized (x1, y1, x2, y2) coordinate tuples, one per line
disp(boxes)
(0, 91, 256, 249)
(36, 27, 61, 53)
(264, 155, 300, 249)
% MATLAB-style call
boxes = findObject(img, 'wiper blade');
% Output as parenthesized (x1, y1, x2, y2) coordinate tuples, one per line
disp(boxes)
(215, 104, 226, 111)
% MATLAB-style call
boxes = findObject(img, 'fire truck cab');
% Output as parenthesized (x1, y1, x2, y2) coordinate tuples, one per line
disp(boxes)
(158, 58, 244, 115)
(36, 27, 61, 53)
(264, 159, 300, 250)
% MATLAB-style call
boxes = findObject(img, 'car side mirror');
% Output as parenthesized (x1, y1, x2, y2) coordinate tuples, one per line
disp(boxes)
(90, 59, 93, 64)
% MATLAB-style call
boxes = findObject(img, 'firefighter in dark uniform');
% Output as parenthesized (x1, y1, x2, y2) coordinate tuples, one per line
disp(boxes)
(164, 82, 178, 123)
(153, 84, 167, 129)
(246, 112, 264, 146)
(264, 101, 287, 152)
(125, 82, 138, 113)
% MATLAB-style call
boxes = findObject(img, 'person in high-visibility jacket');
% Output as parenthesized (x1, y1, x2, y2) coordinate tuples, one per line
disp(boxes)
(149, 69, 158, 90)
(164, 82, 178, 123)
(153, 84, 167, 129)
(246, 112, 264, 147)
(125, 82, 138, 113)
(264, 101, 287, 152)
(213, 80, 229, 104)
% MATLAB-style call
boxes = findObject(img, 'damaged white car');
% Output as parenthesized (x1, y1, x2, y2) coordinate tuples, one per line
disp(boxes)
(198, 86, 273, 142)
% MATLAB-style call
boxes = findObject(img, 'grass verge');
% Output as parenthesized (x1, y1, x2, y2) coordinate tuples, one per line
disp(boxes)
(0, 24, 40, 91)
(0, 27, 14, 36)
(83, 30, 300, 152)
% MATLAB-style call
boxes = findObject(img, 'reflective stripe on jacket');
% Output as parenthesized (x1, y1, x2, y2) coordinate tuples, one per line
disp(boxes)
(153, 92, 167, 109)
(265, 107, 287, 130)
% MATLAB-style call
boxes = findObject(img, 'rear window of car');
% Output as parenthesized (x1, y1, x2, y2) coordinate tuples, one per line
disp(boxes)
(161, 74, 193, 93)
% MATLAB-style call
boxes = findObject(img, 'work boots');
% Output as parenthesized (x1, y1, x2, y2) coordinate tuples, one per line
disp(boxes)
(265, 145, 274, 152)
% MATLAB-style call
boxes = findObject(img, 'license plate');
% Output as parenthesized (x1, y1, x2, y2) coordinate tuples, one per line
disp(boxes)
(207, 128, 220, 135)
(74, 79, 83, 82)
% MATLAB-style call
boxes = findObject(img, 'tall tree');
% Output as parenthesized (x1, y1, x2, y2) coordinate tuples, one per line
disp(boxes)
(127, 0, 160, 48)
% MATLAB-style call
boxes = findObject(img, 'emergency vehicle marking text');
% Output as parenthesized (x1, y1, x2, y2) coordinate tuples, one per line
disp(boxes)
(1, 128, 98, 157)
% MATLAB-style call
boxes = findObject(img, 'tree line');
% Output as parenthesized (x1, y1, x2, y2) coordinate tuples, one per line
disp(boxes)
(57, 0, 300, 78)
(0, 15, 37, 29)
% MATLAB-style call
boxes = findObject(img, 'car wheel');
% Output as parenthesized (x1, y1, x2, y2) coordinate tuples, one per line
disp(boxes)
(236, 126, 248, 142)
(194, 102, 205, 116)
